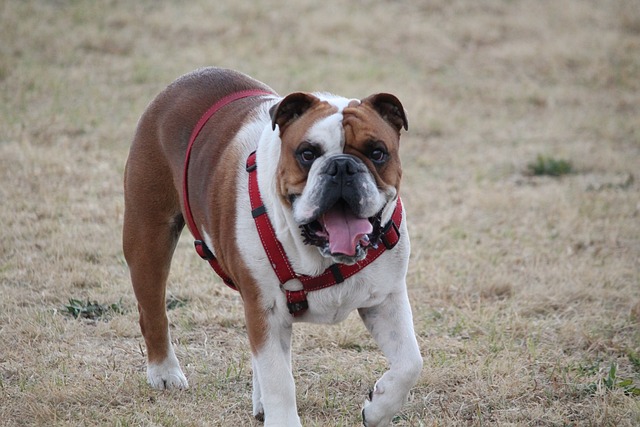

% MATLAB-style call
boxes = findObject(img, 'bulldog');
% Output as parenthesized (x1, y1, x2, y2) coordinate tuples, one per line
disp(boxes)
(123, 67, 422, 426)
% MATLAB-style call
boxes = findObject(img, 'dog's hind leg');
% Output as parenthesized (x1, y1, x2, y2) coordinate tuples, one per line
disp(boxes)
(123, 146, 188, 390)
(358, 289, 422, 426)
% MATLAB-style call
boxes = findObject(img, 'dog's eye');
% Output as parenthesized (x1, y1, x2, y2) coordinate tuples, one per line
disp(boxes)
(298, 149, 317, 166)
(370, 149, 387, 164)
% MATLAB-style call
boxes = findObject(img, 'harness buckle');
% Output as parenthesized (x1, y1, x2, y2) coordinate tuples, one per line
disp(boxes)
(286, 290, 308, 317)
(194, 240, 215, 260)
(380, 220, 400, 250)
(329, 264, 345, 284)
(246, 151, 257, 172)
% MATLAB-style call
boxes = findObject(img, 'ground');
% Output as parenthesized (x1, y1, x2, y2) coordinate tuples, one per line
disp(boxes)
(1, 0, 639, 425)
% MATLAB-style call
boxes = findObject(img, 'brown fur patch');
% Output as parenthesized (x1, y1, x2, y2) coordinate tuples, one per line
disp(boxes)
(190, 101, 272, 354)
(343, 100, 403, 193)
(275, 98, 338, 205)
(125, 68, 277, 355)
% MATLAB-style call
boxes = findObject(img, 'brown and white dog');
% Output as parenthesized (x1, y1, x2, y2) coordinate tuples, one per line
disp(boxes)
(123, 67, 422, 426)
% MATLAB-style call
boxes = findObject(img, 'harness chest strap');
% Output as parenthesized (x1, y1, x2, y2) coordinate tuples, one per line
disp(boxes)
(183, 92, 403, 317)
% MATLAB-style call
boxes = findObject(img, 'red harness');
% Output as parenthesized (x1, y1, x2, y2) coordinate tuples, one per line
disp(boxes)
(183, 89, 273, 289)
(183, 91, 403, 316)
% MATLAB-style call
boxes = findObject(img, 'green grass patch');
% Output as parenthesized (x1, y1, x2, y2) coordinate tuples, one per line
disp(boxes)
(603, 362, 640, 396)
(628, 350, 640, 373)
(64, 298, 124, 320)
(582, 362, 640, 396)
(528, 155, 573, 177)
(166, 295, 189, 310)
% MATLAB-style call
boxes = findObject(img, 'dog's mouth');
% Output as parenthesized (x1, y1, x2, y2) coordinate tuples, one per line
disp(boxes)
(300, 200, 385, 264)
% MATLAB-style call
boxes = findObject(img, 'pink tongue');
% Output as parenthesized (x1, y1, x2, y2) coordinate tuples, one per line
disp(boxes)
(322, 204, 373, 256)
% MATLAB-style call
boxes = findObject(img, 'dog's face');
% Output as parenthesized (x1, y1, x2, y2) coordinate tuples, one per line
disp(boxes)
(270, 92, 408, 265)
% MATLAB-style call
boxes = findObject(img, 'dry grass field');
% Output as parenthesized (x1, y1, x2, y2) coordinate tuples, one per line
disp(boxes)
(1, 0, 639, 425)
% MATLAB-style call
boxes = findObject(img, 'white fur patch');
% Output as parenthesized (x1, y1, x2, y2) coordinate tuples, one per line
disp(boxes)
(146, 337, 188, 390)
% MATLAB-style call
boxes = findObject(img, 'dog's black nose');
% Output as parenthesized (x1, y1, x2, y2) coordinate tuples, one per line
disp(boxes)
(327, 155, 361, 180)
(315, 155, 369, 219)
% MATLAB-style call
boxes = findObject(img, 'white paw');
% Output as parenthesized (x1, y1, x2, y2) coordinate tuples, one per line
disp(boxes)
(253, 400, 265, 422)
(147, 358, 189, 390)
(362, 386, 393, 427)
(253, 410, 265, 423)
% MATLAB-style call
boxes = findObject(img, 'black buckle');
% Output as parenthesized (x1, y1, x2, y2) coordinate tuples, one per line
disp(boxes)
(380, 220, 400, 250)
(287, 299, 309, 316)
(329, 264, 344, 284)
(194, 240, 215, 260)
(286, 290, 309, 316)
(246, 151, 257, 172)
(251, 205, 266, 218)
(223, 278, 236, 288)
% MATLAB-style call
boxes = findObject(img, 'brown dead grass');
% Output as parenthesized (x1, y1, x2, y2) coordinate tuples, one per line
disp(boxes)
(1, 0, 639, 425)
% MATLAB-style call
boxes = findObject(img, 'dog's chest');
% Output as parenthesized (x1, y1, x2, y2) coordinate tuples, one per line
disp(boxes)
(302, 280, 387, 323)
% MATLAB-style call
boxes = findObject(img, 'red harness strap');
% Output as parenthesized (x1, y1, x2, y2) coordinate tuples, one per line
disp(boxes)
(183, 89, 273, 290)
(246, 152, 403, 316)
(183, 91, 403, 317)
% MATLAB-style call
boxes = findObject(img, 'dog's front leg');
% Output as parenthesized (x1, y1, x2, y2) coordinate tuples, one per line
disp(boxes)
(248, 312, 301, 427)
(358, 289, 423, 426)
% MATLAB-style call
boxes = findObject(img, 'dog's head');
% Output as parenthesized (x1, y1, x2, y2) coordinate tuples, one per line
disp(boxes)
(270, 92, 407, 265)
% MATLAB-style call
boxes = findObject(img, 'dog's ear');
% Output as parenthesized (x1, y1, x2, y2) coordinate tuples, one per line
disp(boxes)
(361, 93, 408, 132)
(270, 92, 317, 132)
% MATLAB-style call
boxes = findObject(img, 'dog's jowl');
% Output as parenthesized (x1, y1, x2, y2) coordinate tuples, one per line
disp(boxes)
(123, 67, 422, 426)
